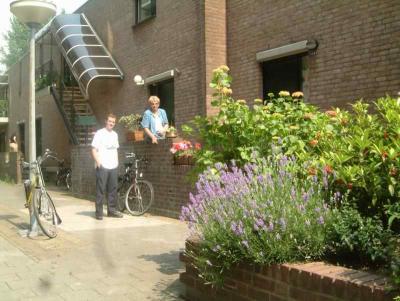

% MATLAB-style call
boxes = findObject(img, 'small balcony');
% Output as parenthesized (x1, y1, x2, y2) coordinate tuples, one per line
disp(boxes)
(35, 59, 58, 92)
(0, 75, 8, 122)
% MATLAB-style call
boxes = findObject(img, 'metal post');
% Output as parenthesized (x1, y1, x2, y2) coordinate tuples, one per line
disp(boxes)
(29, 27, 36, 165)
(28, 27, 38, 236)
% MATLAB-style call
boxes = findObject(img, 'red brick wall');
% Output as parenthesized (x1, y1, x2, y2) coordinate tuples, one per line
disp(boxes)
(76, 0, 206, 130)
(203, 0, 227, 116)
(227, 0, 400, 109)
(180, 239, 397, 301)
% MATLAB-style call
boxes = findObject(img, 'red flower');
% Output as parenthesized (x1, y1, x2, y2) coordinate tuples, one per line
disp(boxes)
(347, 182, 353, 190)
(309, 139, 318, 147)
(324, 165, 333, 174)
(325, 110, 337, 117)
(194, 143, 201, 150)
(308, 167, 317, 176)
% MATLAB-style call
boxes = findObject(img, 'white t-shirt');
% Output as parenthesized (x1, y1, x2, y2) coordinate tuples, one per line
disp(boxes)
(154, 113, 163, 133)
(91, 128, 119, 169)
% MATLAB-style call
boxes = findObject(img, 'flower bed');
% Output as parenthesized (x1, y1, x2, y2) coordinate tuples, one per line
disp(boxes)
(180, 237, 396, 301)
(178, 66, 400, 301)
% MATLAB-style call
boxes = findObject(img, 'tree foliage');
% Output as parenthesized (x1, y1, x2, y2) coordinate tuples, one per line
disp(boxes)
(0, 17, 30, 69)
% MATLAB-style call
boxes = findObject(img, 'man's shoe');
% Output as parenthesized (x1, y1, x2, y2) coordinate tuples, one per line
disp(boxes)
(95, 215, 103, 220)
(108, 211, 123, 218)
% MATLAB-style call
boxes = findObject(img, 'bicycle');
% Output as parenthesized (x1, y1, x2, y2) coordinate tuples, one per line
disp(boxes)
(22, 149, 62, 238)
(55, 159, 71, 190)
(117, 152, 154, 215)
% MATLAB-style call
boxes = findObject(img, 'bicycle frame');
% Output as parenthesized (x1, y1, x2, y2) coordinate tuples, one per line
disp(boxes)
(23, 151, 62, 225)
(124, 153, 145, 186)
(122, 152, 154, 215)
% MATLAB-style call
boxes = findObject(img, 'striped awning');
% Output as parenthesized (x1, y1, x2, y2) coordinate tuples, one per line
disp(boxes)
(50, 14, 124, 98)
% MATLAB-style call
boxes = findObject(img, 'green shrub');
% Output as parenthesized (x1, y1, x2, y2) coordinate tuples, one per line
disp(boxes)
(182, 65, 400, 287)
(180, 155, 334, 285)
(315, 99, 400, 216)
(183, 66, 400, 219)
(326, 203, 393, 265)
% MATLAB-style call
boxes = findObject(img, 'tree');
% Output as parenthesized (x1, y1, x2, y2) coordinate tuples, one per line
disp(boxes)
(0, 17, 29, 69)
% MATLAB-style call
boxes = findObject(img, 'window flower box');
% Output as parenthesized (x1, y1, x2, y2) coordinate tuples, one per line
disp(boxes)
(170, 140, 200, 165)
(125, 129, 144, 142)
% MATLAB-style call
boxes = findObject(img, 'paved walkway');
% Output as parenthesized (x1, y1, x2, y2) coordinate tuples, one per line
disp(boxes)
(0, 182, 189, 300)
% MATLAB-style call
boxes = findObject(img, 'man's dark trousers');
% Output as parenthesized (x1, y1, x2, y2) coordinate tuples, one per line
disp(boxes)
(95, 166, 118, 217)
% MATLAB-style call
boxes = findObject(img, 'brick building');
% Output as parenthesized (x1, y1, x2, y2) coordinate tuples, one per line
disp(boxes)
(5, 0, 400, 217)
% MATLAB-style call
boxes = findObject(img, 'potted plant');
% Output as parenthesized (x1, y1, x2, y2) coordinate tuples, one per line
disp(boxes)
(170, 140, 201, 165)
(166, 126, 177, 138)
(118, 114, 144, 142)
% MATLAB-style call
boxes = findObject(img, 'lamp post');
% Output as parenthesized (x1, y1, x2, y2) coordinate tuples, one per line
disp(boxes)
(10, 0, 57, 165)
(10, 0, 56, 236)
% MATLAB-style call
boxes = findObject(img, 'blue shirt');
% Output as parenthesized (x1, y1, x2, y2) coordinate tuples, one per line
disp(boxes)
(141, 108, 168, 139)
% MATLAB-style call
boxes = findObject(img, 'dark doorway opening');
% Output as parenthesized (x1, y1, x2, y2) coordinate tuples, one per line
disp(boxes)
(262, 55, 303, 99)
(149, 79, 175, 125)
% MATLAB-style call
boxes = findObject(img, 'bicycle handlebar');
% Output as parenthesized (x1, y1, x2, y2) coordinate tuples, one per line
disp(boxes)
(23, 149, 62, 168)
(125, 152, 136, 159)
(125, 152, 148, 162)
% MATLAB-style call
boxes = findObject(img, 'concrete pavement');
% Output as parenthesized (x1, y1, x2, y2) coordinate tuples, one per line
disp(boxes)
(0, 181, 189, 300)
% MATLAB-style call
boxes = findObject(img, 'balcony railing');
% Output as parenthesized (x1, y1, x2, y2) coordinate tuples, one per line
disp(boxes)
(35, 59, 58, 91)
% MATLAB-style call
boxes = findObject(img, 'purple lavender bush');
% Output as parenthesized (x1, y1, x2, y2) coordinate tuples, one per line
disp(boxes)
(181, 155, 335, 285)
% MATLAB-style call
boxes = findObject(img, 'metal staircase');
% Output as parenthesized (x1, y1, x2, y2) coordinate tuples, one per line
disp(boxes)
(50, 83, 98, 145)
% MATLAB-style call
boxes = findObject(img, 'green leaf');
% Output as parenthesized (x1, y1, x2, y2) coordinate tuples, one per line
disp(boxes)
(388, 184, 395, 196)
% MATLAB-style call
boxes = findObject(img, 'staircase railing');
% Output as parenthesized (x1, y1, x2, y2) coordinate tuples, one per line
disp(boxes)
(50, 85, 79, 145)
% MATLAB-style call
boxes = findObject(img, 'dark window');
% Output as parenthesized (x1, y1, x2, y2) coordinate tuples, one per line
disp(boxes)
(19, 62, 22, 96)
(149, 79, 174, 125)
(135, 0, 156, 24)
(18, 123, 25, 157)
(36, 118, 42, 156)
(0, 132, 5, 152)
(262, 55, 303, 99)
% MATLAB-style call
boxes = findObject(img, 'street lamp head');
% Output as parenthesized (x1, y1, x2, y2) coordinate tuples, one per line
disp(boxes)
(10, 0, 57, 28)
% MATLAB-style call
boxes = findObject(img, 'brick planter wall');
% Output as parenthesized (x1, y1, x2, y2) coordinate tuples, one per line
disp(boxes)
(180, 238, 397, 301)
(71, 138, 193, 218)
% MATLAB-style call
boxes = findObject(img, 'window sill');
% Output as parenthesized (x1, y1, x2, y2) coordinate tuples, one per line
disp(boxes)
(132, 15, 156, 29)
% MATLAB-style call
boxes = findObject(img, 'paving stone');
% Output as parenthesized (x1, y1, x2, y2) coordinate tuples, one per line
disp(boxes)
(0, 281, 10, 292)
(58, 289, 102, 300)
(0, 182, 189, 300)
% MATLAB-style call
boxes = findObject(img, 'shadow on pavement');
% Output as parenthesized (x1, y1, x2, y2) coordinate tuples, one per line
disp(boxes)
(0, 214, 19, 220)
(150, 278, 186, 301)
(0, 213, 30, 230)
(76, 211, 98, 219)
(139, 250, 184, 275)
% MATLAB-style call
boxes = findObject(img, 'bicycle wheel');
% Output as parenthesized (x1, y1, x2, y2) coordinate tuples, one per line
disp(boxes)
(32, 188, 58, 238)
(65, 173, 71, 190)
(125, 180, 154, 216)
(117, 180, 129, 212)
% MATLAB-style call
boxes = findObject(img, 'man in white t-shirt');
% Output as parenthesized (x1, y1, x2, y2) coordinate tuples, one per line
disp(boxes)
(91, 113, 123, 220)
